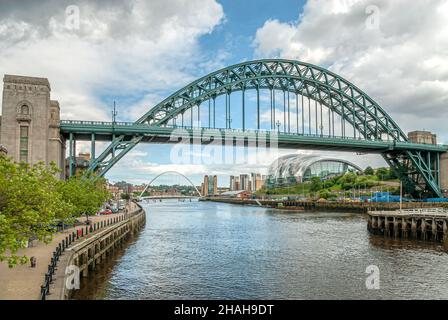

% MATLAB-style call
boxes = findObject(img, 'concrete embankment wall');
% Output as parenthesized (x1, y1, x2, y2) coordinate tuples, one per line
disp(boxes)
(49, 203, 146, 300)
(206, 198, 448, 213)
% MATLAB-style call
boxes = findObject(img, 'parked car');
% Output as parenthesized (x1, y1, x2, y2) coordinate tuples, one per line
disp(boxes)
(99, 209, 112, 215)
(111, 207, 119, 214)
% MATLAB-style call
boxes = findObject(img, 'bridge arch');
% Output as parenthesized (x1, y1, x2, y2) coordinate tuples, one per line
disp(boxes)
(82, 59, 444, 198)
(138, 171, 202, 198)
(137, 59, 406, 142)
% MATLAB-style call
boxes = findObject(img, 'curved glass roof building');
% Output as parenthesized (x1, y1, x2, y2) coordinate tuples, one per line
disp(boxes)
(267, 155, 363, 186)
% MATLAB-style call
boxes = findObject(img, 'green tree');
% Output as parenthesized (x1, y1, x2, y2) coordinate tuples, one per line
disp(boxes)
(309, 177, 323, 192)
(0, 157, 72, 267)
(57, 174, 111, 219)
(364, 166, 374, 176)
(339, 172, 357, 190)
(376, 167, 389, 180)
(0, 156, 111, 267)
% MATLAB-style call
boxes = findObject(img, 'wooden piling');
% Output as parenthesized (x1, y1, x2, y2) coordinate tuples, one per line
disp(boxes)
(368, 208, 448, 244)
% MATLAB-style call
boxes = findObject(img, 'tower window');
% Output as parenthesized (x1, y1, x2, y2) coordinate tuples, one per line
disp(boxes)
(19, 126, 29, 162)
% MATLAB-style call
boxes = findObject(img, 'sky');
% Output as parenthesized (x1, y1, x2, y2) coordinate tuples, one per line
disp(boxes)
(1, 0, 448, 186)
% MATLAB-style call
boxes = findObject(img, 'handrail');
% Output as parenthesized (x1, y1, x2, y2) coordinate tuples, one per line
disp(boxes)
(39, 209, 138, 300)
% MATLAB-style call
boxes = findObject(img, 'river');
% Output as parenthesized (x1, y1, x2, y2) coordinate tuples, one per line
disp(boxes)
(72, 200, 448, 300)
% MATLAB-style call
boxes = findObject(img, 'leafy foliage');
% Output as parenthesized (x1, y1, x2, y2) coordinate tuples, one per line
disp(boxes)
(0, 155, 111, 267)
(257, 167, 399, 198)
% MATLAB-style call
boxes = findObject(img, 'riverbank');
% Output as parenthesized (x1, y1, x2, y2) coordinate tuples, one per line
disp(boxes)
(0, 202, 141, 300)
(205, 198, 448, 213)
(54, 202, 146, 300)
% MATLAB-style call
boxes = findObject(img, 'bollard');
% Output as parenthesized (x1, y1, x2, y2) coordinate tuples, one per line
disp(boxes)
(41, 285, 46, 300)
(62, 239, 65, 251)
(66, 236, 69, 246)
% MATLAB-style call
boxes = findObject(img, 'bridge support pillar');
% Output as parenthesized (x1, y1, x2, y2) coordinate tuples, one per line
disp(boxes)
(91, 133, 95, 162)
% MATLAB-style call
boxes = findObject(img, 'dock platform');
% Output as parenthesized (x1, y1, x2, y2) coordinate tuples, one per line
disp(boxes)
(367, 208, 448, 242)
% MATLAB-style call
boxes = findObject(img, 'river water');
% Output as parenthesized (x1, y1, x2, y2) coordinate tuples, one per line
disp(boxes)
(73, 200, 448, 300)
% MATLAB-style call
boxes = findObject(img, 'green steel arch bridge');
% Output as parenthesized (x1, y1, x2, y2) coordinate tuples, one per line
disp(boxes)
(60, 59, 447, 198)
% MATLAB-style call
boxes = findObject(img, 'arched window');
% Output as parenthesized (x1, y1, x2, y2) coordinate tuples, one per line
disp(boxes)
(21, 105, 29, 115)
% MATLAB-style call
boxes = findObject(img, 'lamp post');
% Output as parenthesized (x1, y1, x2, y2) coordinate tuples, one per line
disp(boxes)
(276, 120, 281, 133)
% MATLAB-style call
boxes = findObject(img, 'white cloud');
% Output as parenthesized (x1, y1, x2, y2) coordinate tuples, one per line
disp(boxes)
(0, 0, 225, 121)
(253, 0, 448, 143)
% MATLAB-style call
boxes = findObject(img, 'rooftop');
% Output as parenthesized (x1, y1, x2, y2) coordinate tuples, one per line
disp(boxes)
(4, 74, 51, 90)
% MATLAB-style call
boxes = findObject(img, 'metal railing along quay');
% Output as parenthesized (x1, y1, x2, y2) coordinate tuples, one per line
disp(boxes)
(39, 213, 132, 300)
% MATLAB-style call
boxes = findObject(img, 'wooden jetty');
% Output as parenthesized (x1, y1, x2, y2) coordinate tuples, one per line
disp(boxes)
(367, 208, 448, 243)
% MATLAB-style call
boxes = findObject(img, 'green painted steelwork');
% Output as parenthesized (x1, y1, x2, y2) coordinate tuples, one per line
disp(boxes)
(60, 121, 446, 153)
(59, 59, 447, 198)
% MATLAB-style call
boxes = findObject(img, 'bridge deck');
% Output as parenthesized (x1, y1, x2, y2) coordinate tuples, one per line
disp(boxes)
(60, 120, 447, 153)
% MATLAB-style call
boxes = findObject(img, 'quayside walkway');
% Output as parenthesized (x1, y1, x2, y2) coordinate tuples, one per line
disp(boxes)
(0, 203, 138, 300)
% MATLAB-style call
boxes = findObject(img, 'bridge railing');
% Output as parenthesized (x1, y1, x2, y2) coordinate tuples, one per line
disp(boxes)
(39, 212, 136, 300)
(59, 120, 447, 148)
(60, 120, 135, 126)
(60, 120, 376, 141)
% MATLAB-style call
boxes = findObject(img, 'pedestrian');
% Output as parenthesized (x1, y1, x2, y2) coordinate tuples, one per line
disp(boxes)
(30, 257, 37, 268)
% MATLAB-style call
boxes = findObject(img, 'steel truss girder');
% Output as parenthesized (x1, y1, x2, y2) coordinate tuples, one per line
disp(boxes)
(88, 135, 143, 177)
(137, 59, 406, 142)
(383, 150, 442, 198)
(85, 59, 444, 197)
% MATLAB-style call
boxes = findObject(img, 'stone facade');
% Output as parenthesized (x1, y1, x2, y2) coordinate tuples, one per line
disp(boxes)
(440, 152, 448, 196)
(0, 75, 65, 178)
(408, 130, 437, 145)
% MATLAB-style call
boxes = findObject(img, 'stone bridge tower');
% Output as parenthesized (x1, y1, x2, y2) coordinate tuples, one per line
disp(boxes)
(0, 75, 65, 178)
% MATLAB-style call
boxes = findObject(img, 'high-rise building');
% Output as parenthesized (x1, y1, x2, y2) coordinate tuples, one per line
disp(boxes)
(234, 177, 240, 191)
(255, 177, 265, 191)
(202, 175, 218, 196)
(202, 175, 209, 196)
(251, 173, 259, 191)
(240, 174, 250, 191)
(212, 175, 218, 195)
(230, 175, 241, 191)
(230, 176, 235, 191)
(251, 173, 265, 191)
